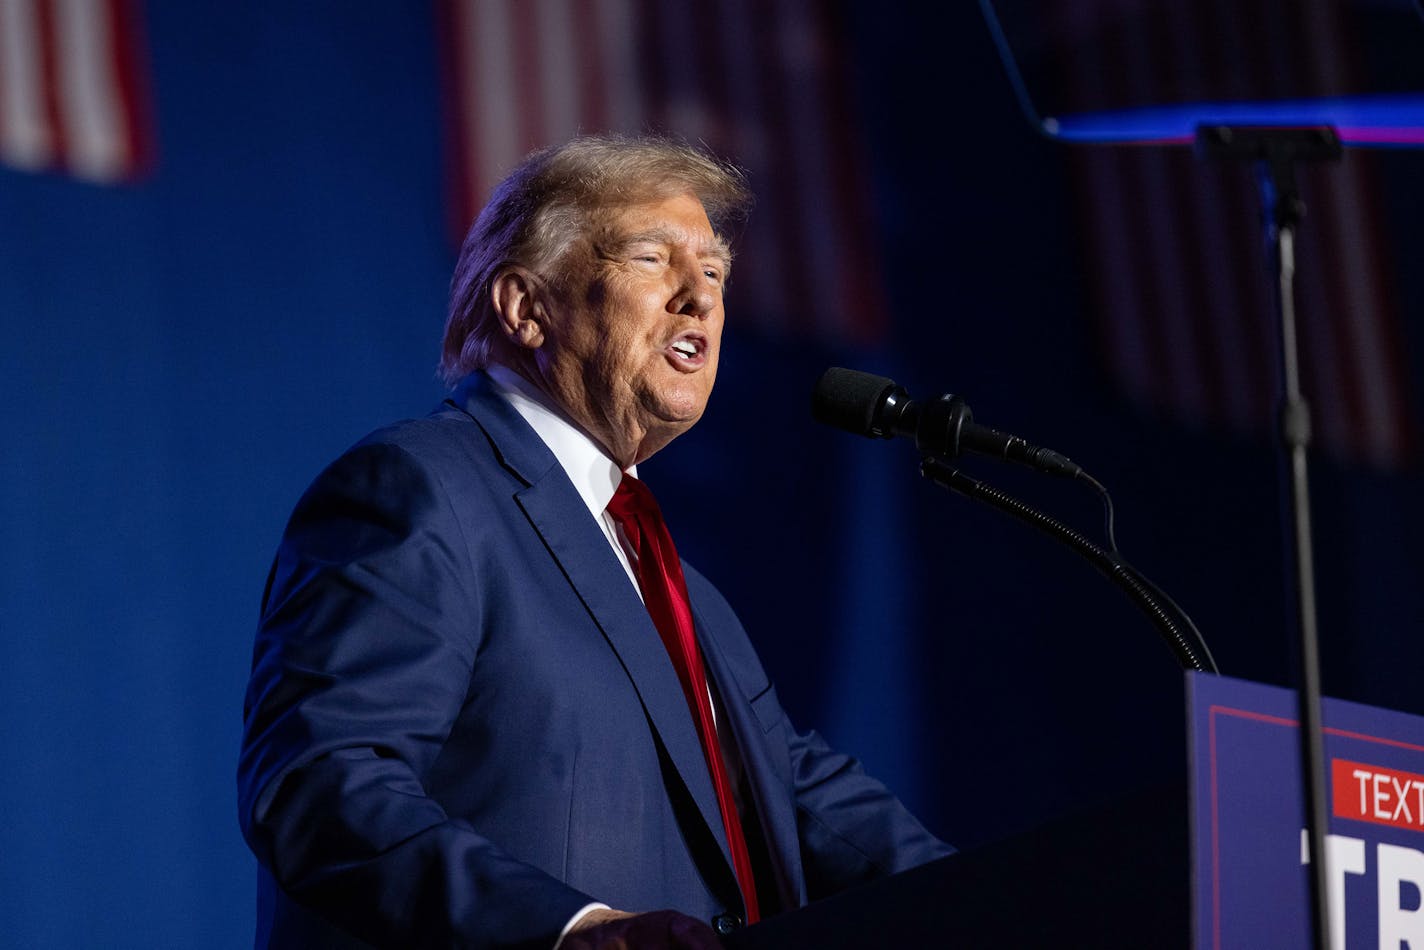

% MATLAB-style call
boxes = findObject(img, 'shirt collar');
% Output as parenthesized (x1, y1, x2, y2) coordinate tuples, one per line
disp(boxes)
(485, 364, 634, 518)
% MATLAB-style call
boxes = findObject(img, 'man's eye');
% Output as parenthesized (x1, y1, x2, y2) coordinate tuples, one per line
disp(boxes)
(704, 269, 723, 283)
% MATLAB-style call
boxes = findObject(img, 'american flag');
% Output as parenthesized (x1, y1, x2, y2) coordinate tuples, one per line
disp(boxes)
(436, 0, 886, 345)
(0, 0, 152, 183)
(1050, 0, 1418, 469)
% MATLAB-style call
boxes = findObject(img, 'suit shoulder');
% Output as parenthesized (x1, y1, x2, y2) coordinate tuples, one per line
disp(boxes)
(303, 402, 505, 493)
(284, 403, 508, 536)
(350, 402, 486, 466)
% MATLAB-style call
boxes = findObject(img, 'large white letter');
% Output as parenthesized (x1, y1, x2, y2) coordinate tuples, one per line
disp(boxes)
(1378, 842, 1424, 950)
(1301, 830, 1366, 949)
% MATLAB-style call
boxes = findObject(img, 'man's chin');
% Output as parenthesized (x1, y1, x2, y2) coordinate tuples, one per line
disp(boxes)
(646, 387, 711, 426)
(651, 412, 703, 441)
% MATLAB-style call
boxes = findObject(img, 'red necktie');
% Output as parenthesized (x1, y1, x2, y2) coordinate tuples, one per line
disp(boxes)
(606, 474, 760, 924)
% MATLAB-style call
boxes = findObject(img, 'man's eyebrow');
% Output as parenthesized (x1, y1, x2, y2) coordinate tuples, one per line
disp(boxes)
(609, 228, 732, 266)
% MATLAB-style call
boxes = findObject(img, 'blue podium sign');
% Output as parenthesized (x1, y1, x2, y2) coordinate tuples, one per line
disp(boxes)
(1189, 673, 1424, 950)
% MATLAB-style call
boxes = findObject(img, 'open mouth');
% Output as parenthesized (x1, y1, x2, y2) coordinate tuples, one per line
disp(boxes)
(666, 332, 708, 368)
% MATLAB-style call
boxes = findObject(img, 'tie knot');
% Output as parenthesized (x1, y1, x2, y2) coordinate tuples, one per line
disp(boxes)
(607, 473, 660, 526)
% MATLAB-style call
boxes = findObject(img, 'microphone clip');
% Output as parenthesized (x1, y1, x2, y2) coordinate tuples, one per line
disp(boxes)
(913, 394, 973, 461)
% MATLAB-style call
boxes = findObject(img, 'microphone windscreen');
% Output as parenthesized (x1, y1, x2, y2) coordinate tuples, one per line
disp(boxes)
(811, 367, 896, 436)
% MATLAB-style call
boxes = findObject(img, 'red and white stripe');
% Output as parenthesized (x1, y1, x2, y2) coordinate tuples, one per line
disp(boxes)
(1059, 0, 1416, 468)
(437, 0, 886, 345)
(0, 0, 151, 183)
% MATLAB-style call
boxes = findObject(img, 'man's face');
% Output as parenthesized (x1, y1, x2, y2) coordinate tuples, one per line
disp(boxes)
(534, 191, 729, 465)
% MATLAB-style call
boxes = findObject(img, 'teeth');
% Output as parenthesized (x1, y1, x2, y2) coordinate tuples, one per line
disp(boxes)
(670, 340, 698, 358)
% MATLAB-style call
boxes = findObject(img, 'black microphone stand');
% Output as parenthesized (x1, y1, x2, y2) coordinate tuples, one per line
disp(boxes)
(920, 458, 1218, 674)
(1198, 123, 1343, 950)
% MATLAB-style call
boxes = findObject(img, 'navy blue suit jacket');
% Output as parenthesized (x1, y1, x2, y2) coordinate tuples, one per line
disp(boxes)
(237, 373, 950, 949)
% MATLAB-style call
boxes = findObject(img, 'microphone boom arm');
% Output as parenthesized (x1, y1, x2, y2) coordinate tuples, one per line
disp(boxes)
(921, 457, 1219, 674)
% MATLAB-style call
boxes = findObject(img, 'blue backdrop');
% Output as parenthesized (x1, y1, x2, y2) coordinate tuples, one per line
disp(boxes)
(3, 3, 1422, 947)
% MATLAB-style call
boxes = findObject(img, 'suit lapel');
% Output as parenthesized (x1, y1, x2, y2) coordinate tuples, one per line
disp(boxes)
(695, 606, 805, 910)
(445, 373, 737, 882)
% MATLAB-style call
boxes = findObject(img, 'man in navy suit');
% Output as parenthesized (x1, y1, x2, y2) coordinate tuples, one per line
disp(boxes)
(238, 135, 950, 949)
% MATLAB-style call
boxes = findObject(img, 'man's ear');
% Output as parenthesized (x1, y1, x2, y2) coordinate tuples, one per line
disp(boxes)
(489, 266, 548, 350)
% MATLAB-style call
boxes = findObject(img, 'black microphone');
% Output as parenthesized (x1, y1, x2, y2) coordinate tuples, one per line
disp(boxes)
(811, 367, 1084, 478)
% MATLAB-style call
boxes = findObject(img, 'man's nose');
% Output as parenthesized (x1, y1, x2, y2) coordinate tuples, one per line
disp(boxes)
(671, 261, 717, 318)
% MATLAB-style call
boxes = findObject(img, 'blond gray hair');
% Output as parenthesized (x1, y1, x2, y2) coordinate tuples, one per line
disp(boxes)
(438, 134, 752, 385)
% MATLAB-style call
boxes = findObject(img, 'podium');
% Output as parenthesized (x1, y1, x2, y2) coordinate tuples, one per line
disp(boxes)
(725, 674, 1424, 949)
(725, 782, 1190, 948)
